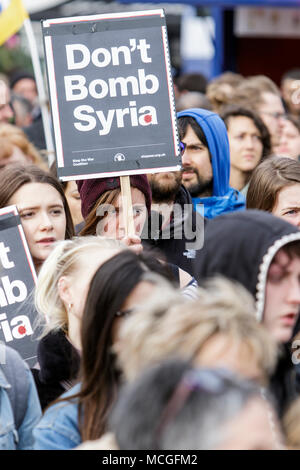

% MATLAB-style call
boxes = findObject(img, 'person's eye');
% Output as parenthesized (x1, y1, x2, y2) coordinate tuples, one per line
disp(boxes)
(108, 207, 117, 216)
(269, 272, 286, 283)
(253, 135, 262, 142)
(133, 207, 144, 216)
(284, 209, 298, 216)
(51, 208, 64, 216)
(190, 145, 205, 151)
(20, 211, 34, 218)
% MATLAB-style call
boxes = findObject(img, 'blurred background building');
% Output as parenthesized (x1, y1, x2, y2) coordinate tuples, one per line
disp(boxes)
(1, 0, 300, 85)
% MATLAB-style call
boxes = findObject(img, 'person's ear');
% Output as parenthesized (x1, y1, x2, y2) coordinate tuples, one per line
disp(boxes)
(57, 276, 72, 306)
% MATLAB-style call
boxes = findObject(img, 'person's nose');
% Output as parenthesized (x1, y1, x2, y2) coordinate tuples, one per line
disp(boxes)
(116, 211, 126, 239)
(39, 212, 54, 231)
(278, 115, 286, 130)
(244, 135, 255, 149)
(182, 149, 191, 166)
(287, 278, 300, 305)
(3, 104, 13, 121)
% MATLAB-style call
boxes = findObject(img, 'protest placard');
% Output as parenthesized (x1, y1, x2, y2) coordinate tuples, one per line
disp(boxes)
(42, 9, 181, 181)
(0, 205, 40, 368)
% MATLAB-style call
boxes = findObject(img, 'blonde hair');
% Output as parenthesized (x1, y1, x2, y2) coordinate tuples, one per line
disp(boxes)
(229, 75, 281, 113)
(0, 123, 47, 169)
(114, 276, 278, 382)
(34, 236, 124, 335)
(206, 72, 244, 113)
(282, 397, 300, 449)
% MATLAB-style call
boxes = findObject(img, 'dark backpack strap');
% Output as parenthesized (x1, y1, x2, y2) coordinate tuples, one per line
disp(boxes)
(0, 346, 29, 430)
(167, 262, 180, 283)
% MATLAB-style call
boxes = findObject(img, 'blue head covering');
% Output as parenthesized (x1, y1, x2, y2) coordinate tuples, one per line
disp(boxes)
(177, 108, 245, 219)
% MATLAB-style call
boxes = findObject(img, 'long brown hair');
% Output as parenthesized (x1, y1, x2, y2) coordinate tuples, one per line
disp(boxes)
(79, 189, 120, 236)
(0, 164, 74, 239)
(78, 250, 176, 441)
(246, 156, 300, 212)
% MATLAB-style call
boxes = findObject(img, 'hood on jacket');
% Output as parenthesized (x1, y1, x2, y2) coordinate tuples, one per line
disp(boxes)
(145, 184, 200, 238)
(177, 108, 245, 218)
(169, 184, 197, 235)
(194, 209, 300, 323)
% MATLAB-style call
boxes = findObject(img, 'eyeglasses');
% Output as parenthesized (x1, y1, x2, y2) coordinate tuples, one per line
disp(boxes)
(260, 111, 286, 120)
(154, 368, 244, 443)
(179, 141, 186, 155)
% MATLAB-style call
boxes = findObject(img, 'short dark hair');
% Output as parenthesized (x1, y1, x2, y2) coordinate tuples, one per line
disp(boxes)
(10, 70, 35, 89)
(177, 115, 209, 150)
(220, 105, 272, 159)
(280, 240, 300, 261)
(176, 73, 208, 94)
(281, 69, 300, 85)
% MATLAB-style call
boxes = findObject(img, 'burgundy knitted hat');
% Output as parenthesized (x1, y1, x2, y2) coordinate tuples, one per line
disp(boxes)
(76, 175, 152, 220)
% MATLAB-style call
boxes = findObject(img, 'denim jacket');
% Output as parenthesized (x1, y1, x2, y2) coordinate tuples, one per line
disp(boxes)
(0, 367, 42, 450)
(33, 383, 82, 450)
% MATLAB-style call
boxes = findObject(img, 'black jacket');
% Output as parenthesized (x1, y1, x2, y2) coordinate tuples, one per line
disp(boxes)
(23, 111, 46, 152)
(142, 185, 206, 276)
(193, 209, 300, 416)
(32, 329, 80, 410)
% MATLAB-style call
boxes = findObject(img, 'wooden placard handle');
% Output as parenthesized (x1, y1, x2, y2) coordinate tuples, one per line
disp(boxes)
(120, 175, 135, 237)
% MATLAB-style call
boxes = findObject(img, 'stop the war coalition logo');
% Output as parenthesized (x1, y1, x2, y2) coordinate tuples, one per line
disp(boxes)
(0, 206, 39, 368)
(42, 9, 181, 181)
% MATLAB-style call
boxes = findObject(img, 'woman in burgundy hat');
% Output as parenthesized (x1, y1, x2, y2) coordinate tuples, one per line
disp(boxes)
(76, 175, 197, 290)
(77, 175, 150, 253)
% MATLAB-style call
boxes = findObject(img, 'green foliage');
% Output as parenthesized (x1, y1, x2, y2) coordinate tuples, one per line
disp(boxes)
(0, 40, 32, 78)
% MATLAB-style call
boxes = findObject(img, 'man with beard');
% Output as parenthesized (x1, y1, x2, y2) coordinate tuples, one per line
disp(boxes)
(177, 108, 245, 219)
(143, 169, 204, 276)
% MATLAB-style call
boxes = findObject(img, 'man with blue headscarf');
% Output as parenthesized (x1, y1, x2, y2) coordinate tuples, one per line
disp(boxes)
(177, 108, 245, 219)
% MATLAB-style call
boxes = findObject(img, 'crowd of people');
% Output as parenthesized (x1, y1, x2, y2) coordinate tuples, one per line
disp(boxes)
(1, 62, 300, 451)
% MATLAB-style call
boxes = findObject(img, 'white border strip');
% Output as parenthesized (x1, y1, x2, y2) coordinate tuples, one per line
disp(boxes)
(161, 22, 180, 157)
(60, 165, 182, 182)
(255, 232, 300, 322)
(42, 9, 164, 27)
(44, 35, 64, 167)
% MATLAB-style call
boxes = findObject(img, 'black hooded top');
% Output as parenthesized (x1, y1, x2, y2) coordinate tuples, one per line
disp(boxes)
(32, 330, 80, 410)
(143, 185, 206, 276)
(193, 209, 300, 415)
(194, 209, 300, 320)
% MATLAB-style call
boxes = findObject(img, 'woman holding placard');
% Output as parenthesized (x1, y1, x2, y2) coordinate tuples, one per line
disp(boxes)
(77, 175, 150, 245)
(77, 175, 197, 289)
